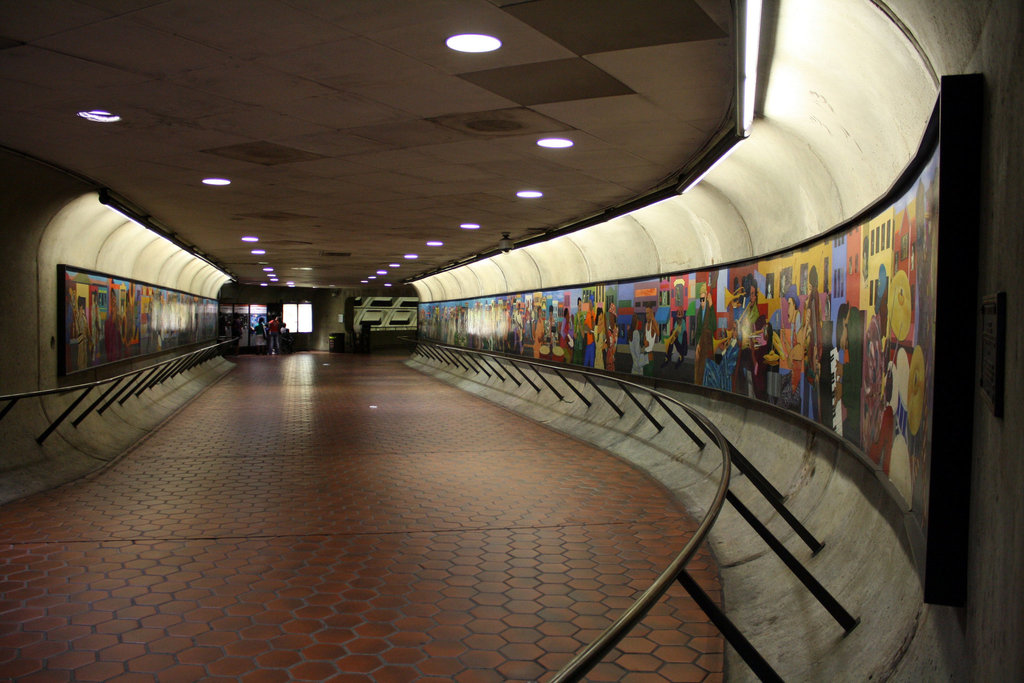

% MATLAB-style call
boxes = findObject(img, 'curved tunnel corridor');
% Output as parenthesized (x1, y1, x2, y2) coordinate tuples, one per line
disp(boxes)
(0, 353, 723, 682)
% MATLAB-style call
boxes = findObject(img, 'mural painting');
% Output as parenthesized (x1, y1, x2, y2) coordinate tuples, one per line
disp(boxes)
(60, 266, 218, 375)
(419, 149, 939, 520)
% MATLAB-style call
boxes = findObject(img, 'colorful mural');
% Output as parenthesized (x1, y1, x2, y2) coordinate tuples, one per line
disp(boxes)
(419, 149, 939, 516)
(60, 266, 218, 375)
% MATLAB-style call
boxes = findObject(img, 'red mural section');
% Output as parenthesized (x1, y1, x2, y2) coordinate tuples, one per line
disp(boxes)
(419, 149, 939, 521)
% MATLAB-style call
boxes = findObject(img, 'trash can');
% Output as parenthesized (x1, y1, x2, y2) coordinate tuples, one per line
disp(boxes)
(328, 332, 345, 352)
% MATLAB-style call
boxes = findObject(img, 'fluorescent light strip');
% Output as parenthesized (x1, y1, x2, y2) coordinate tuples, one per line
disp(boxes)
(743, 0, 762, 135)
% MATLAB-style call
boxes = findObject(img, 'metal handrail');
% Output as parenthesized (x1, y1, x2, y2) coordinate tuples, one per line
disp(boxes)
(1, 338, 238, 444)
(411, 341, 737, 679)
(412, 339, 860, 681)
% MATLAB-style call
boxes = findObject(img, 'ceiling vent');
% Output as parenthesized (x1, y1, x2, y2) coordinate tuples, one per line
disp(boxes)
(430, 107, 571, 137)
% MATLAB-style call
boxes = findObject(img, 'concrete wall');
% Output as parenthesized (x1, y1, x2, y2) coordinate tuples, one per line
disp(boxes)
(0, 148, 234, 501)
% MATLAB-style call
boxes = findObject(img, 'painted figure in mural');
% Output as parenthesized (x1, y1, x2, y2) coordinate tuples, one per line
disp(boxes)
(693, 283, 716, 385)
(643, 305, 659, 376)
(662, 309, 688, 368)
(777, 287, 803, 411)
(629, 317, 646, 375)
(72, 294, 90, 371)
(572, 297, 585, 365)
(703, 330, 739, 389)
(533, 303, 546, 358)
(802, 266, 823, 421)
(605, 302, 618, 371)
(104, 291, 125, 362)
(594, 306, 606, 370)
(557, 306, 572, 363)
(583, 298, 597, 367)
(836, 303, 864, 448)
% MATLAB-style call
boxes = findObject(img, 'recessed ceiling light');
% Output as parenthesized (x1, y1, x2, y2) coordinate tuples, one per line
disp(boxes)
(404, 254, 418, 259)
(537, 138, 573, 148)
(251, 249, 266, 255)
(368, 276, 377, 279)
(77, 110, 121, 123)
(426, 241, 444, 247)
(260, 283, 268, 287)
(460, 223, 480, 230)
(263, 267, 274, 272)
(202, 177, 231, 186)
(286, 281, 295, 285)
(377, 270, 387, 275)
(446, 33, 501, 53)
(270, 278, 279, 282)
(361, 280, 369, 283)
(384, 283, 392, 287)
(389, 263, 400, 268)
(242, 236, 259, 242)
(517, 190, 543, 198)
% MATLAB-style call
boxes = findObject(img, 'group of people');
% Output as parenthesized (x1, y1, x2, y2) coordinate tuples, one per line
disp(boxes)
(251, 315, 292, 355)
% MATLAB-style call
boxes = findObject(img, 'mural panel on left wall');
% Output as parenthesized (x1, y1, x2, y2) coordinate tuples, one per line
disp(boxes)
(59, 265, 218, 375)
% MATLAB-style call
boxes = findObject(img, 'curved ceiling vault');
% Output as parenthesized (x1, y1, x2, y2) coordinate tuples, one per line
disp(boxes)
(41, 192, 232, 299)
(412, 0, 938, 302)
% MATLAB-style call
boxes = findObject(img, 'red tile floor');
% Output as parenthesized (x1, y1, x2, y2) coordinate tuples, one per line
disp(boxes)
(0, 352, 723, 682)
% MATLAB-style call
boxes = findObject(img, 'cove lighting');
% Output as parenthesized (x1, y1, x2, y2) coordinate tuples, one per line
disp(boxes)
(460, 223, 480, 230)
(251, 249, 266, 255)
(241, 236, 259, 242)
(446, 33, 501, 53)
(202, 177, 231, 186)
(742, 0, 763, 135)
(77, 110, 121, 123)
(517, 190, 543, 198)
(537, 138, 573, 148)
(680, 140, 741, 194)
(426, 241, 444, 247)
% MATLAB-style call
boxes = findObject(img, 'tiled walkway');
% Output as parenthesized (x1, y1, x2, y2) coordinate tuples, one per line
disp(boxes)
(0, 352, 723, 682)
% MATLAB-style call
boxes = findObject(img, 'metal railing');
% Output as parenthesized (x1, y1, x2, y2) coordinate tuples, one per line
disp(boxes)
(412, 340, 860, 681)
(0, 338, 239, 446)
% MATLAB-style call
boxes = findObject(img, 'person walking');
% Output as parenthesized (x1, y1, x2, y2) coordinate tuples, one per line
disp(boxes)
(268, 316, 282, 355)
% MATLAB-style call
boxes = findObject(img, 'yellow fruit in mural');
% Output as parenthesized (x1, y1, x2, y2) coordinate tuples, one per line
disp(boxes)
(889, 269, 912, 342)
(908, 345, 925, 435)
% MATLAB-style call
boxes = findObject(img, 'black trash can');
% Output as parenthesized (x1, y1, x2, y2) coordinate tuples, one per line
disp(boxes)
(328, 332, 345, 352)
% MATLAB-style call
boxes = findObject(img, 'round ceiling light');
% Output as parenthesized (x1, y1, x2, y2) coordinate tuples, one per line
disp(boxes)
(241, 236, 259, 242)
(426, 241, 444, 247)
(77, 110, 121, 123)
(516, 190, 543, 198)
(251, 249, 266, 255)
(460, 223, 480, 230)
(404, 254, 418, 259)
(202, 177, 231, 186)
(537, 138, 574, 148)
(389, 263, 400, 268)
(446, 33, 501, 53)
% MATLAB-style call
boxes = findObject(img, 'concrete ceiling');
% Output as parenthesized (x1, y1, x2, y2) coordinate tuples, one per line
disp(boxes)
(0, 0, 735, 289)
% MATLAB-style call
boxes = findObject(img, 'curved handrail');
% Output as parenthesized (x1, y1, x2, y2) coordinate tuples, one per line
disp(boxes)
(0, 338, 239, 442)
(410, 340, 733, 681)
(0, 338, 238, 403)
